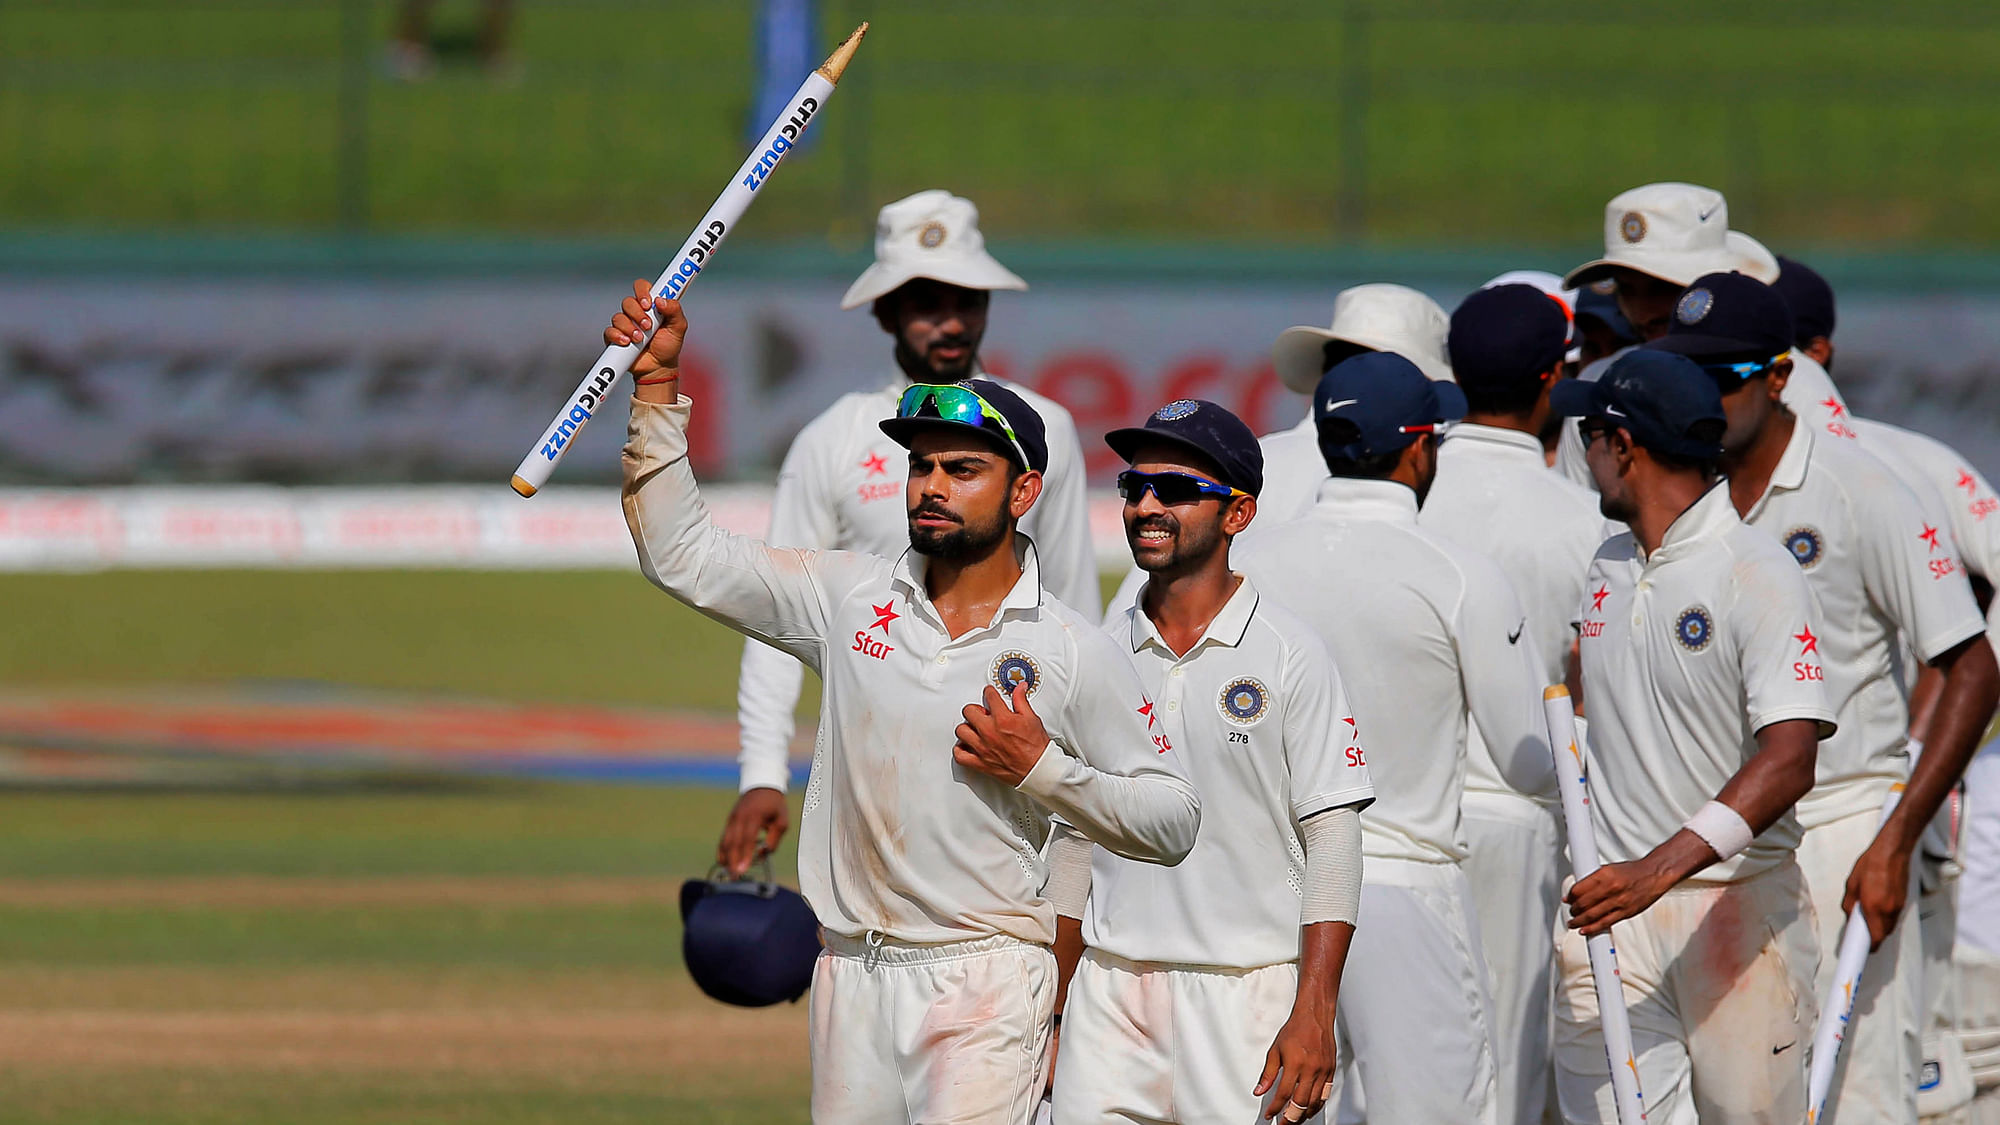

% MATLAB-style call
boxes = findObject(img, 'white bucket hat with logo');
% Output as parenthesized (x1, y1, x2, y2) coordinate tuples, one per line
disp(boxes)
(1563, 182, 1779, 290)
(1272, 283, 1454, 394)
(840, 189, 1028, 310)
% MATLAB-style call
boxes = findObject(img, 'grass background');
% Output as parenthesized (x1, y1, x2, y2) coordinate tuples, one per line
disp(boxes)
(5, 1, 2000, 247)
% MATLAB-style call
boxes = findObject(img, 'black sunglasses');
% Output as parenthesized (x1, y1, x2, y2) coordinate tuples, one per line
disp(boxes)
(1700, 355, 1784, 391)
(1116, 470, 1245, 506)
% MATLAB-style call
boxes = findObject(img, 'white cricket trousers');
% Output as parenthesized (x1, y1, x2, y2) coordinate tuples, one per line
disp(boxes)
(1462, 792, 1562, 1125)
(1553, 858, 1820, 1125)
(1052, 948, 1319, 1125)
(1797, 804, 1924, 1125)
(1333, 857, 1499, 1125)
(811, 931, 1056, 1125)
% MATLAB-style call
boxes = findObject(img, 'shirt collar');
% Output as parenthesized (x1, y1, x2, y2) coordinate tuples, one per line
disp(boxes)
(1312, 476, 1420, 524)
(1741, 419, 1814, 523)
(1441, 422, 1545, 460)
(892, 535, 1045, 626)
(1648, 481, 1739, 564)
(1127, 574, 1261, 655)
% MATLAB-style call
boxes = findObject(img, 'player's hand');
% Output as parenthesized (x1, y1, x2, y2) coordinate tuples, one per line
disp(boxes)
(1842, 837, 1913, 950)
(605, 280, 687, 381)
(716, 787, 790, 877)
(1566, 856, 1676, 936)
(954, 683, 1051, 787)
(1254, 1005, 1337, 1122)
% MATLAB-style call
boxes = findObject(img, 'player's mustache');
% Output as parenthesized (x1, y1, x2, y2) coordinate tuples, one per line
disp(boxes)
(910, 501, 961, 524)
(1127, 516, 1177, 538)
(927, 336, 973, 353)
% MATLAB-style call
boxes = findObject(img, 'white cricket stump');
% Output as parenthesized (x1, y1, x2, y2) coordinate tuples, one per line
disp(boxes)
(1543, 686, 1647, 1125)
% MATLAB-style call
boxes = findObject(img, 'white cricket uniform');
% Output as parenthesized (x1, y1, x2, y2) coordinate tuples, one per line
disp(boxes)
(1237, 477, 1555, 1125)
(735, 374, 1101, 794)
(1240, 415, 1324, 536)
(622, 394, 1200, 1125)
(1736, 420, 1987, 1125)
(1558, 483, 1835, 1125)
(1054, 577, 1375, 1125)
(1419, 423, 1610, 1125)
(1858, 418, 2000, 644)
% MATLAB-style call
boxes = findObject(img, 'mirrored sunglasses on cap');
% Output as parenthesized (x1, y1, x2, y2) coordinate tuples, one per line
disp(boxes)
(895, 383, 1032, 468)
(1699, 354, 1787, 391)
(1116, 470, 1247, 505)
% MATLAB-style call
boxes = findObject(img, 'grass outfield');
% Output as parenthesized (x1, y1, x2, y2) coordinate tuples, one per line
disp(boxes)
(0, 784, 811, 1125)
(5, 1, 2000, 244)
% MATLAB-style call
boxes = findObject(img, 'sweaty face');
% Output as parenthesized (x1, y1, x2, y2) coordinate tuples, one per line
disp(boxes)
(904, 431, 1019, 561)
(1611, 271, 1685, 341)
(886, 280, 990, 382)
(1122, 454, 1234, 577)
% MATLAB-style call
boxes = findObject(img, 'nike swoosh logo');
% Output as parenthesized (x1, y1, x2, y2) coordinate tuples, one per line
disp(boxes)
(1773, 1040, 1796, 1055)
(1323, 398, 1359, 413)
(1508, 623, 1525, 645)
(1698, 204, 1719, 222)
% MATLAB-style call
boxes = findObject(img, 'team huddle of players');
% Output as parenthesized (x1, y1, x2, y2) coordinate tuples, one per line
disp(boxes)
(607, 182, 2000, 1125)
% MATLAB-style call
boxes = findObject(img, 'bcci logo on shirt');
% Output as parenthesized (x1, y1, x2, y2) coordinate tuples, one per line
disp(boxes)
(1219, 677, 1269, 724)
(1783, 526, 1824, 569)
(990, 651, 1041, 697)
(1674, 606, 1714, 652)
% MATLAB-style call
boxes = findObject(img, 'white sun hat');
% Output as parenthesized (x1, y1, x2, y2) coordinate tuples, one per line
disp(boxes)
(839, 190, 1028, 310)
(1272, 283, 1454, 393)
(1562, 182, 1779, 290)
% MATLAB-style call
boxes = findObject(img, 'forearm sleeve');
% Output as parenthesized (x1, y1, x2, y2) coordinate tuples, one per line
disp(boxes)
(1018, 743, 1200, 865)
(1042, 821, 1095, 919)
(1301, 806, 1363, 926)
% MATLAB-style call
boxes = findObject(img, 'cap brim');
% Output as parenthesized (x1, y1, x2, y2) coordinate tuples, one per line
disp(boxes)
(1725, 231, 1780, 285)
(1273, 326, 1453, 394)
(1548, 378, 1610, 418)
(1564, 231, 1780, 291)
(840, 253, 1028, 310)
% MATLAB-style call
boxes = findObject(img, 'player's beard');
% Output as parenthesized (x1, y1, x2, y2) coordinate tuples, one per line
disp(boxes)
(908, 498, 1009, 561)
(1126, 511, 1222, 576)
(895, 335, 980, 382)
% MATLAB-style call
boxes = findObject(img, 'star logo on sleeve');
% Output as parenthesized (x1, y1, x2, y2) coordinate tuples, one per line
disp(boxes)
(1137, 697, 1157, 728)
(1821, 397, 1846, 418)
(1959, 470, 1978, 494)
(1920, 524, 1942, 553)
(1343, 716, 1358, 739)
(869, 601, 899, 633)
(1590, 584, 1610, 613)
(859, 452, 889, 478)
(1794, 625, 1819, 656)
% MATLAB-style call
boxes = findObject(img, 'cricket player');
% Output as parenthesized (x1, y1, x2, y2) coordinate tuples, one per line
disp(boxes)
(1236, 352, 1555, 1125)
(1418, 283, 1611, 1125)
(719, 189, 1100, 878)
(1653, 272, 2000, 1123)
(1551, 348, 1835, 1124)
(1043, 399, 1374, 1125)
(1105, 283, 1454, 616)
(1553, 183, 1855, 487)
(609, 287, 1200, 1125)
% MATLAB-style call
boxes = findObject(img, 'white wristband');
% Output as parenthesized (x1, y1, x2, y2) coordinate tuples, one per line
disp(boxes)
(1684, 800, 1755, 861)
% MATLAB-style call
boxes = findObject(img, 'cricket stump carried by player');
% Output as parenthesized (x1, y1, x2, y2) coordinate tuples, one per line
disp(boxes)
(1806, 743, 1923, 1124)
(509, 22, 868, 497)
(1544, 686, 1648, 1125)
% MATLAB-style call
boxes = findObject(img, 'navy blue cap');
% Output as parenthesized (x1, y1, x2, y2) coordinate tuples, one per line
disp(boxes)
(1772, 255, 1836, 345)
(1448, 284, 1570, 391)
(1572, 281, 1638, 346)
(1105, 399, 1265, 496)
(1550, 350, 1726, 461)
(879, 378, 1049, 474)
(1646, 272, 1795, 364)
(679, 873, 820, 1008)
(1313, 352, 1468, 462)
